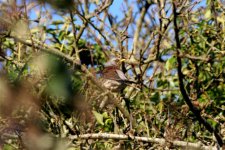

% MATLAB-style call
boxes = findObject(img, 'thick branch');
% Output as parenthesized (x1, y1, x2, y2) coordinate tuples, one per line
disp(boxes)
(172, 2, 223, 147)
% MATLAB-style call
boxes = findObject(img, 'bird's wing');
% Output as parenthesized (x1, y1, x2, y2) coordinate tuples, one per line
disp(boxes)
(116, 69, 127, 80)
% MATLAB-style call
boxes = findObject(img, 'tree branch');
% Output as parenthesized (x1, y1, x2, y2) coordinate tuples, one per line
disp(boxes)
(69, 133, 217, 150)
(132, 2, 151, 56)
(172, 2, 223, 147)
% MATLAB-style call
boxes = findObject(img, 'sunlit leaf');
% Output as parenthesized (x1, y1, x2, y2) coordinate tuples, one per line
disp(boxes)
(205, 9, 211, 19)
(165, 56, 176, 71)
(93, 111, 104, 125)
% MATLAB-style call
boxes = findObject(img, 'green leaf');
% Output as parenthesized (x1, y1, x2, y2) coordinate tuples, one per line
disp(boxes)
(58, 30, 66, 41)
(182, 68, 190, 75)
(165, 56, 176, 71)
(3, 144, 14, 150)
(105, 118, 112, 125)
(102, 112, 108, 118)
(205, 9, 211, 19)
(207, 119, 218, 128)
(93, 111, 104, 125)
(157, 100, 164, 114)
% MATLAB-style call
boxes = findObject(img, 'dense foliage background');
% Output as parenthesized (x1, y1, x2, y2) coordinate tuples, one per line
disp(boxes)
(0, 0, 224, 149)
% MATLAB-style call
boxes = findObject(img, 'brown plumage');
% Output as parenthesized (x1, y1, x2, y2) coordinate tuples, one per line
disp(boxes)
(100, 59, 131, 92)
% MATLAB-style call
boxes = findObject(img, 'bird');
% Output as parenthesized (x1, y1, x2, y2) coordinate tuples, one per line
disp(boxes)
(100, 58, 134, 92)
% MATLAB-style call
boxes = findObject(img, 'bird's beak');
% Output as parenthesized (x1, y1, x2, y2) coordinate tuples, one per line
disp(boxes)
(119, 59, 126, 63)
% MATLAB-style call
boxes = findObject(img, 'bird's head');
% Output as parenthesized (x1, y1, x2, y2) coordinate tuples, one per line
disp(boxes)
(100, 58, 127, 81)
(104, 57, 125, 67)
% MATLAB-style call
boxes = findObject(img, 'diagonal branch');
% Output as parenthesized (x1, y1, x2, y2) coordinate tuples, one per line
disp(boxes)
(132, 2, 151, 56)
(172, 2, 223, 147)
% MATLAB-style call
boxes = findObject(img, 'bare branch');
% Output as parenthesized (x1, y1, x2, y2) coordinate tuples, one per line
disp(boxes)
(132, 2, 151, 56)
(69, 133, 217, 150)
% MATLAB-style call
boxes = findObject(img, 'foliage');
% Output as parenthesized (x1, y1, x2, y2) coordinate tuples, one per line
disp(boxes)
(0, 0, 224, 149)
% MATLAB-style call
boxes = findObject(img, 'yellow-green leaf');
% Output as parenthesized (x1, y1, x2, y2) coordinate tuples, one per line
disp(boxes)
(205, 9, 211, 19)
(93, 111, 104, 125)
